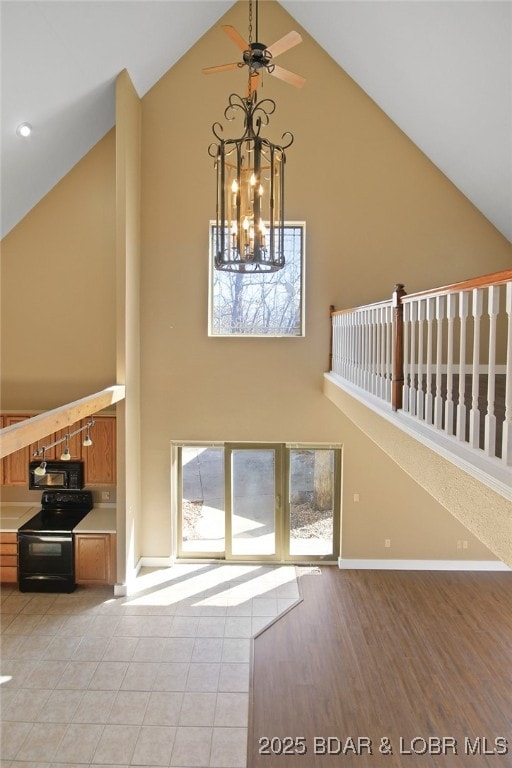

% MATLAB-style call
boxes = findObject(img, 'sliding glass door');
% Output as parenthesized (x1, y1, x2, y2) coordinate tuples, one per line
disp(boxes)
(286, 447, 340, 558)
(179, 445, 225, 555)
(226, 445, 281, 560)
(176, 443, 340, 561)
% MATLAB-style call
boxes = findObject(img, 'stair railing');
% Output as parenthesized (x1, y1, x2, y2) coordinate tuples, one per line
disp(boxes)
(330, 269, 512, 466)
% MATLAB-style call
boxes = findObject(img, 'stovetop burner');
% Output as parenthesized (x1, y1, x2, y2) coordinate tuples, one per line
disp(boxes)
(19, 490, 93, 533)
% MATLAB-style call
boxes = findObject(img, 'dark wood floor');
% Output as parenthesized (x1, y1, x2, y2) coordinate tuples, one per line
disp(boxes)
(249, 567, 512, 767)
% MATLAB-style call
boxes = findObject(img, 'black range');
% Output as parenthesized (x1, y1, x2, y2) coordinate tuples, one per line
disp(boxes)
(18, 490, 93, 593)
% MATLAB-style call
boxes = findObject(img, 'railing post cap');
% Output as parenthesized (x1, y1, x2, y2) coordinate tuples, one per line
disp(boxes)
(392, 283, 406, 307)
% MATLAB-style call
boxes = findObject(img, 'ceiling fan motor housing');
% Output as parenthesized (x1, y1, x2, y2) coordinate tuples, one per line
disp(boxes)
(244, 42, 272, 71)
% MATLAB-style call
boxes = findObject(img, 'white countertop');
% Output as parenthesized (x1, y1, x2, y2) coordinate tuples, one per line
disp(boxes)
(0, 505, 38, 532)
(0, 503, 116, 534)
(75, 507, 116, 534)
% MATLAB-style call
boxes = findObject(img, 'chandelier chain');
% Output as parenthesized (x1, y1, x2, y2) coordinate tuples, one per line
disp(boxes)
(247, 0, 254, 100)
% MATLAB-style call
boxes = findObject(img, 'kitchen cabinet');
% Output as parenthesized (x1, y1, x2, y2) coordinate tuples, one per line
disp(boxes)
(75, 533, 116, 585)
(83, 415, 116, 485)
(1, 412, 116, 487)
(0, 532, 18, 583)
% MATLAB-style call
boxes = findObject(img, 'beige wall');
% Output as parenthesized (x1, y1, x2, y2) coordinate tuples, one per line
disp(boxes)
(2, 1, 510, 565)
(139, 1, 510, 558)
(1, 130, 116, 410)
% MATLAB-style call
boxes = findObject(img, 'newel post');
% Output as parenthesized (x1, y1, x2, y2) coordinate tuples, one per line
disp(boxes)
(392, 284, 406, 411)
(328, 305, 335, 372)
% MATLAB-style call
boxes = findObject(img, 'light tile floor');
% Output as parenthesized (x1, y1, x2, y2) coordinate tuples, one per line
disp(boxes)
(0, 564, 300, 768)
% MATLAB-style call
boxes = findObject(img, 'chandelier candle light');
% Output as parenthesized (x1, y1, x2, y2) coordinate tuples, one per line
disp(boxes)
(210, 91, 292, 273)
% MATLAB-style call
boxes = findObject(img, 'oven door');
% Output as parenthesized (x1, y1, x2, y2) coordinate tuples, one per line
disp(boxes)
(18, 532, 75, 592)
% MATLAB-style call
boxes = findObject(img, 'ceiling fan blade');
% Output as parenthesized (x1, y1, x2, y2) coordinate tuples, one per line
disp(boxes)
(202, 62, 240, 75)
(270, 64, 306, 89)
(222, 25, 248, 52)
(267, 31, 302, 59)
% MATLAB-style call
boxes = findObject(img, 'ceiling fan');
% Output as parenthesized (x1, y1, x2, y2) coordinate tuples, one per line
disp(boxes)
(202, 0, 306, 90)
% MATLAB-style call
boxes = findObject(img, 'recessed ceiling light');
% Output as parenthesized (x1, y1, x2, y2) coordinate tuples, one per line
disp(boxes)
(16, 123, 32, 138)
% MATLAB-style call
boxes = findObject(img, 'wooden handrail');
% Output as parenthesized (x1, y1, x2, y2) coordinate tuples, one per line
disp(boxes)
(0, 385, 126, 458)
(401, 269, 512, 303)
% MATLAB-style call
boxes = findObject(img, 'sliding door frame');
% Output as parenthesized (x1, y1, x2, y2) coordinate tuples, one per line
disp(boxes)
(225, 442, 283, 562)
(173, 441, 341, 563)
(282, 444, 342, 562)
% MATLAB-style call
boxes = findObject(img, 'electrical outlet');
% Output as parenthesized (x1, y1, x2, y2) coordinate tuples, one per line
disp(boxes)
(384, 539, 391, 548)
(353, 493, 360, 502)
(457, 540, 462, 549)
(462, 540, 468, 550)
(101, 491, 110, 501)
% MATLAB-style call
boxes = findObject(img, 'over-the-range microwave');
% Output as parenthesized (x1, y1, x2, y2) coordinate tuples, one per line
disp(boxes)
(28, 460, 84, 490)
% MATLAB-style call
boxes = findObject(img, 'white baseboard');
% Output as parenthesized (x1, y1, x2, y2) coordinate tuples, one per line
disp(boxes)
(338, 558, 511, 571)
(137, 556, 175, 568)
(113, 583, 127, 596)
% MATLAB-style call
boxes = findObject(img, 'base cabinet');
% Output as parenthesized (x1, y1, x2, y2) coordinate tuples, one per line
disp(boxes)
(75, 533, 116, 585)
(0, 532, 18, 583)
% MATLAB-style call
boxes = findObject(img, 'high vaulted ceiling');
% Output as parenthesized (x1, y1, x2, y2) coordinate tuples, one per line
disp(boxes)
(1, 1, 511, 242)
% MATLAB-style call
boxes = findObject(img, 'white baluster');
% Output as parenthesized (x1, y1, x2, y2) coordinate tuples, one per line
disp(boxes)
(484, 285, 499, 456)
(385, 304, 391, 400)
(384, 304, 392, 403)
(350, 312, 359, 384)
(368, 308, 372, 393)
(402, 302, 410, 412)
(348, 312, 357, 384)
(502, 282, 512, 465)
(346, 313, 351, 379)
(369, 307, 374, 392)
(425, 297, 435, 425)
(456, 292, 469, 442)
(378, 305, 384, 398)
(444, 294, 456, 436)
(434, 295, 445, 429)
(338, 312, 350, 379)
(339, 315, 344, 378)
(416, 300, 425, 419)
(343, 314, 348, 379)
(374, 307, 382, 398)
(354, 310, 360, 385)
(331, 315, 336, 373)
(409, 301, 418, 417)
(373, 307, 381, 397)
(370, 307, 377, 394)
(335, 315, 341, 377)
(344, 313, 350, 379)
(358, 310, 365, 389)
(469, 288, 483, 449)
(387, 305, 393, 403)
(359, 309, 364, 388)
(380, 306, 387, 400)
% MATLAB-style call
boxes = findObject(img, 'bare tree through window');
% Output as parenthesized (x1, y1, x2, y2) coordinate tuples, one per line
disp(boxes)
(210, 223, 305, 336)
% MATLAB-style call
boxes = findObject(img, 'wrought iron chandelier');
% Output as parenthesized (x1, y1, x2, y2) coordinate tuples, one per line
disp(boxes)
(207, 0, 302, 274)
